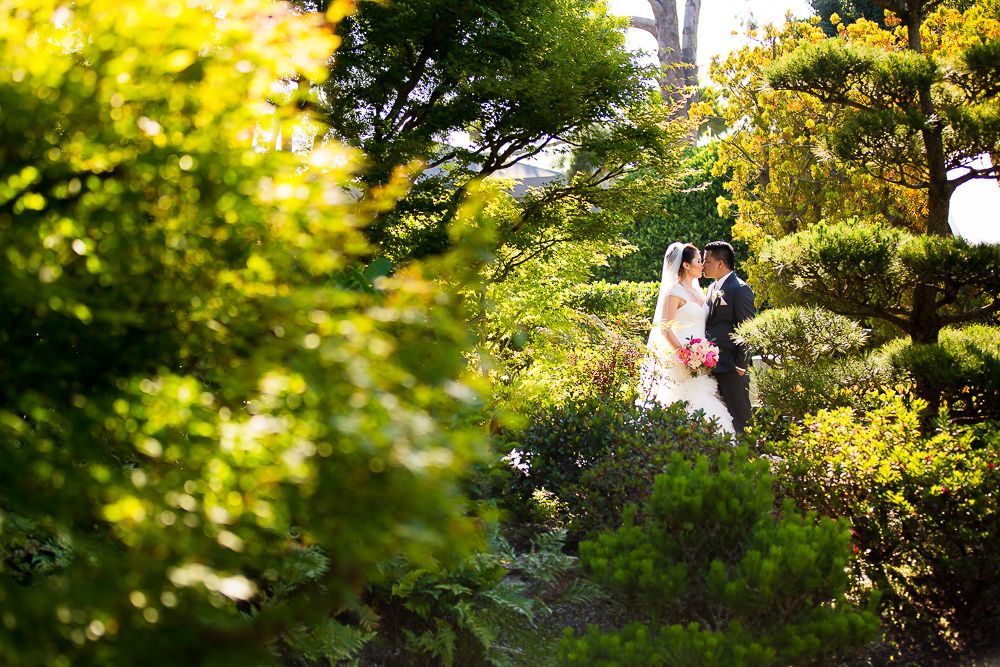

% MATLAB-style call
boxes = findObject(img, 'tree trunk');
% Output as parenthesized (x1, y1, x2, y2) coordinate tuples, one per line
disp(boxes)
(649, 0, 684, 100)
(901, 1, 952, 235)
(681, 0, 701, 90)
(908, 7, 946, 336)
(924, 150, 952, 235)
(909, 283, 941, 344)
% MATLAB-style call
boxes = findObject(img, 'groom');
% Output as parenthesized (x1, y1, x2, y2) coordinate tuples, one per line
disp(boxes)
(703, 241, 756, 433)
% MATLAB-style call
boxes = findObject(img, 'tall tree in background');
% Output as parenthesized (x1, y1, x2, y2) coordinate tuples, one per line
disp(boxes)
(317, 0, 651, 185)
(809, 0, 889, 34)
(309, 0, 688, 265)
(706, 18, 918, 258)
(630, 0, 702, 111)
(767, 1, 1000, 235)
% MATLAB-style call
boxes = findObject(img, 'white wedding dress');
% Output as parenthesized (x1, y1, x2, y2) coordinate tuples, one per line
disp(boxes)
(637, 284, 735, 435)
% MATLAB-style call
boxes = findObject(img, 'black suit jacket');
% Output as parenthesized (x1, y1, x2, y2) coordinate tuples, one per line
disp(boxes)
(705, 272, 756, 374)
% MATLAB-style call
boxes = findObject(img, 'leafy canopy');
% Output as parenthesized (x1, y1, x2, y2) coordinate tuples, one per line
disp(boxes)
(310, 0, 688, 262)
(0, 1, 490, 665)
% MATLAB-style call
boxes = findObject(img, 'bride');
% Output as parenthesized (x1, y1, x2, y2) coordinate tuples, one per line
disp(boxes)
(636, 242, 735, 435)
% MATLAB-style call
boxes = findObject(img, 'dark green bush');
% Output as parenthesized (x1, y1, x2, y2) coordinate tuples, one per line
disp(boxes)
(559, 449, 879, 666)
(502, 398, 732, 537)
(596, 144, 747, 284)
(888, 324, 1000, 423)
(765, 392, 1000, 656)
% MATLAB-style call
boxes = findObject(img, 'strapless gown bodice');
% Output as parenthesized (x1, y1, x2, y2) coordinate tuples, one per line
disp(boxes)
(637, 295, 734, 435)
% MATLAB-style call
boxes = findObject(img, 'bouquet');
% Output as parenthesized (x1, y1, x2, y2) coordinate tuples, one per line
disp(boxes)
(676, 337, 719, 376)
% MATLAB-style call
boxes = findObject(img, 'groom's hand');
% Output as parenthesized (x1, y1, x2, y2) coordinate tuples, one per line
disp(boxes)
(735, 366, 747, 376)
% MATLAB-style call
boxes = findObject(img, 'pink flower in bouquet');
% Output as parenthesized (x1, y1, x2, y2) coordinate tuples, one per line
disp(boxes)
(677, 337, 720, 376)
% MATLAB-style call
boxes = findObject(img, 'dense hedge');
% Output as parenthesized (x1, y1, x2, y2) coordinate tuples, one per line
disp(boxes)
(596, 144, 747, 284)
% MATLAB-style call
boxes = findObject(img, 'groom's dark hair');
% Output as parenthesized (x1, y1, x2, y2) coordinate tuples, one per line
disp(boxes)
(705, 241, 735, 270)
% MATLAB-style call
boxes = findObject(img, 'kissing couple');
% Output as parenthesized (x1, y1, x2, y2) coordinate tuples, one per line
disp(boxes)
(637, 241, 756, 435)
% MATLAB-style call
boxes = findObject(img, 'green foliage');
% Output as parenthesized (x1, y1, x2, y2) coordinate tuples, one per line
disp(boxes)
(733, 306, 869, 365)
(758, 221, 1000, 343)
(809, 0, 889, 35)
(0, 514, 73, 584)
(318, 0, 651, 184)
(0, 2, 490, 665)
(503, 399, 744, 538)
(765, 392, 1000, 655)
(311, 0, 689, 262)
(360, 524, 596, 667)
(564, 280, 658, 340)
(561, 449, 879, 666)
(888, 325, 1000, 422)
(267, 546, 378, 665)
(597, 144, 746, 284)
(751, 350, 901, 430)
(486, 312, 645, 414)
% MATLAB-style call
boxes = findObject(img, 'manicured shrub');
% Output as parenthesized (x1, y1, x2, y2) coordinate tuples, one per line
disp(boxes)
(888, 324, 1000, 423)
(729, 306, 896, 434)
(502, 398, 732, 537)
(765, 392, 1000, 656)
(733, 306, 869, 365)
(751, 350, 901, 429)
(559, 449, 879, 666)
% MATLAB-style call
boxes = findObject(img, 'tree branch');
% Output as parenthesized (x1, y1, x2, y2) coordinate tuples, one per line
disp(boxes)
(948, 164, 999, 188)
(629, 16, 657, 37)
(939, 299, 1000, 325)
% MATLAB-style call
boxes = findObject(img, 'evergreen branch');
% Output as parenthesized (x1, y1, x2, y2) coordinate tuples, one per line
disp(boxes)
(948, 165, 999, 188)
(938, 299, 1000, 325)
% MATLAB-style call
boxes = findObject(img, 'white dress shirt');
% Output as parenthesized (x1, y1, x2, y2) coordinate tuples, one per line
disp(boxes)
(709, 271, 733, 300)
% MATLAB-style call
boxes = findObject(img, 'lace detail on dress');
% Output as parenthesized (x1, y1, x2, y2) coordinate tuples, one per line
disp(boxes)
(638, 297, 734, 435)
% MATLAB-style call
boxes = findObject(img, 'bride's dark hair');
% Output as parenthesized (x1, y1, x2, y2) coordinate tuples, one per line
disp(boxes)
(677, 243, 700, 277)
